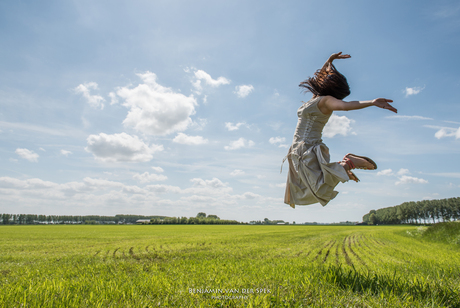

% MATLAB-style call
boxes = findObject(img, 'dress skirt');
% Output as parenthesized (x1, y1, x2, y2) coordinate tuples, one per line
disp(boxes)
(284, 141, 349, 208)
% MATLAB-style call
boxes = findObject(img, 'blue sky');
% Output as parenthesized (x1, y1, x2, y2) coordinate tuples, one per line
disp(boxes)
(1, 0, 459, 223)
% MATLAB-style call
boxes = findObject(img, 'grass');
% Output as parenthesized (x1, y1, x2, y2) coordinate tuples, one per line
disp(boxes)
(422, 221, 460, 245)
(0, 225, 459, 307)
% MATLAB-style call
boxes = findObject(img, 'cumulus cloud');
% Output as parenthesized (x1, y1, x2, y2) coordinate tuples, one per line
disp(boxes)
(60, 150, 72, 156)
(190, 69, 230, 94)
(377, 168, 426, 185)
(323, 114, 355, 138)
(74, 82, 105, 110)
(224, 138, 254, 150)
(0, 173, 282, 212)
(269, 136, 289, 148)
(194, 70, 230, 87)
(234, 85, 254, 98)
(404, 86, 425, 97)
(230, 169, 245, 176)
(117, 72, 197, 136)
(151, 166, 164, 173)
(269, 137, 285, 144)
(85, 132, 163, 162)
(15, 148, 39, 162)
(395, 175, 428, 185)
(133, 172, 167, 183)
(377, 169, 393, 176)
(225, 122, 246, 131)
(173, 133, 208, 145)
(396, 168, 410, 176)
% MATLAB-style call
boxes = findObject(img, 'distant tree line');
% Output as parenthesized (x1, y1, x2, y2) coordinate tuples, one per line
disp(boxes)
(0, 214, 167, 225)
(0, 212, 244, 225)
(363, 197, 460, 225)
(146, 212, 243, 225)
(249, 218, 288, 225)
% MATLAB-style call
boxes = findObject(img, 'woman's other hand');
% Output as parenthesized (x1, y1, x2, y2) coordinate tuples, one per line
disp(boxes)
(328, 52, 351, 62)
(372, 98, 397, 113)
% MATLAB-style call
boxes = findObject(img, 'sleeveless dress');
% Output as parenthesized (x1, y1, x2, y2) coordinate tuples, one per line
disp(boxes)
(284, 96, 350, 208)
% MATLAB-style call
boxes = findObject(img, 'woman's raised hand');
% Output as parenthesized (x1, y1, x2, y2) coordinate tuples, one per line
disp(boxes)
(328, 52, 351, 62)
(372, 98, 397, 113)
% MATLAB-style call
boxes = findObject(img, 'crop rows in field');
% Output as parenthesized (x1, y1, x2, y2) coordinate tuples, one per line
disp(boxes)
(1, 225, 459, 307)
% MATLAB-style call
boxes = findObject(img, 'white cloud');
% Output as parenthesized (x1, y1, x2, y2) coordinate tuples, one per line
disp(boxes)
(224, 138, 255, 150)
(184, 177, 233, 195)
(0, 173, 285, 215)
(74, 82, 105, 110)
(404, 86, 425, 97)
(133, 172, 167, 183)
(39, 147, 46, 152)
(85, 132, 163, 162)
(60, 150, 72, 156)
(151, 166, 164, 173)
(396, 168, 410, 176)
(232, 192, 261, 200)
(395, 175, 428, 185)
(194, 70, 230, 87)
(230, 169, 245, 176)
(117, 72, 197, 136)
(108, 92, 118, 105)
(377, 169, 393, 176)
(234, 85, 254, 98)
(323, 114, 355, 138)
(433, 127, 460, 139)
(146, 184, 181, 194)
(269, 136, 289, 148)
(386, 115, 433, 120)
(269, 137, 285, 144)
(225, 122, 246, 131)
(377, 168, 426, 185)
(173, 133, 208, 145)
(15, 148, 39, 162)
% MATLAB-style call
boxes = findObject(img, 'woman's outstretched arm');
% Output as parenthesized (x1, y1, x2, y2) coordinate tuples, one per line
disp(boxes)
(318, 95, 397, 114)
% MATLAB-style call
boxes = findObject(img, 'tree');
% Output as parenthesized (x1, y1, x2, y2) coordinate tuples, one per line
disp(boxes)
(196, 212, 206, 218)
(369, 213, 376, 225)
(2, 214, 11, 225)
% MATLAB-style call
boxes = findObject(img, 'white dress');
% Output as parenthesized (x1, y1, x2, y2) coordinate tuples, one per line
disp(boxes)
(284, 96, 350, 208)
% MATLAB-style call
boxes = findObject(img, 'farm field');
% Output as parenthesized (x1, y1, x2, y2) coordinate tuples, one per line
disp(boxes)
(0, 225, 459, 307)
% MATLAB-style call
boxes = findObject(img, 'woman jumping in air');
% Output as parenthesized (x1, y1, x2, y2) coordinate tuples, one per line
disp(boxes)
(284, 52, 397, 208)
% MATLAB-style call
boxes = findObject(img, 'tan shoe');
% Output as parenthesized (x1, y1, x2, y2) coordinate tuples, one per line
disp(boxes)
(342, 154, 377, 182)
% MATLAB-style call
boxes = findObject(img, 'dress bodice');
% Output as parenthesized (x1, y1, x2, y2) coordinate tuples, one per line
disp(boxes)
(292, 96, 331, 146)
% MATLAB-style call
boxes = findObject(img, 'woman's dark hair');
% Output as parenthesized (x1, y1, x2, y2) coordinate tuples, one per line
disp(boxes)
(299, 63, 350, 100)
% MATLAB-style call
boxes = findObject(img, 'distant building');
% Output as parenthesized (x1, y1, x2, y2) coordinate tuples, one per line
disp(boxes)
(136, 219, 151, 224)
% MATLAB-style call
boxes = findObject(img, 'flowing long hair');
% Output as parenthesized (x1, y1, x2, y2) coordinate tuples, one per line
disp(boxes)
(299, 63, 350, 100)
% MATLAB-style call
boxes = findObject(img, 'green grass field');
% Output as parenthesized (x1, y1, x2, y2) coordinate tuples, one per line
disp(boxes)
(0, 225, 459, 307)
